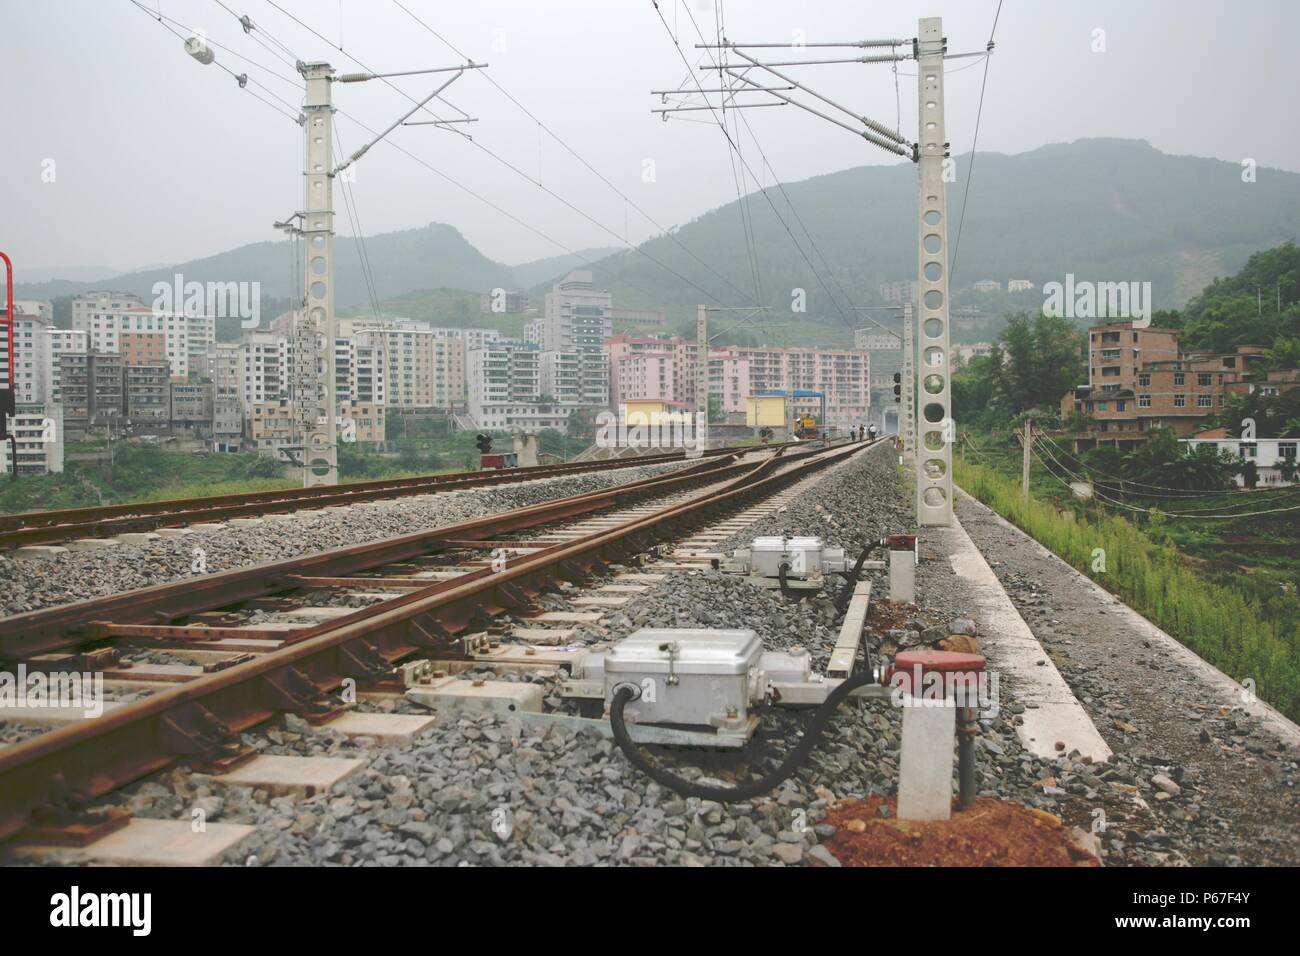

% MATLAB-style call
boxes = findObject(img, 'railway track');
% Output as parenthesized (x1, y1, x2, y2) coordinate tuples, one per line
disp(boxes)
(0, 437, 876, 844)
(0, 442, 791, 550)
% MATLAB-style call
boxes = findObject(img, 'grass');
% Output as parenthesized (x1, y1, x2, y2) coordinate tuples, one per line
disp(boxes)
(1, 431, 600, 516)
(955, 454, 1300, 723)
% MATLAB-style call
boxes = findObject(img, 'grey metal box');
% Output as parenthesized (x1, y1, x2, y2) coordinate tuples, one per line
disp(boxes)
(604, 628, 763, 729)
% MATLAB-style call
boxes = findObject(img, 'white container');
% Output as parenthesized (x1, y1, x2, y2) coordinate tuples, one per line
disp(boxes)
(605, 628, 763, 728)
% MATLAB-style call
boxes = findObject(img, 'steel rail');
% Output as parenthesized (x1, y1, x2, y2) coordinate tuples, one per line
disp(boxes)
(0, 442, 792, 548)
(0, 449, 758, 656)
(0, 438, 875, 841)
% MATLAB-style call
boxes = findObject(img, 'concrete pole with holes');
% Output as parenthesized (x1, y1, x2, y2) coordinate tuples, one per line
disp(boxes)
(296, 62, 340, 487)
(696, 304, 708, 420)
(914, 17, 953, 526)
(902, 299, 916, 462)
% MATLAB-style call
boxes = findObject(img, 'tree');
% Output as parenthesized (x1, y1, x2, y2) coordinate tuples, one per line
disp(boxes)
(990, 312, 1086, 413)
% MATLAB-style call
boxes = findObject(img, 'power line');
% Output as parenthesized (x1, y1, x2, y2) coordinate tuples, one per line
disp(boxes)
(388, 0, 760, 308)
(1037, 432, 1281, 498)
(655, 1, 860, 338)
(128, 0, 304, 107)
(1034, 438, 1300, 519)
(332, 107, 587, 263)
(949, 0, 1002, 283)
(266, 0, 743, 310)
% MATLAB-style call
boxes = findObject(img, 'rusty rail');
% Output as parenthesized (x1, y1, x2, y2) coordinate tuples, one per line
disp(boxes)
(0, 442, 790, 549)
(0, 437, 875, 841)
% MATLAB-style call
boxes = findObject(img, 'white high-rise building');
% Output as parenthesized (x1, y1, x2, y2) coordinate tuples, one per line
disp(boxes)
(46, 329, 89, 406)
(238, 330, 292, 412)
(352, 320, 463, 409)
(539, 350, 609, 406)
(12, 311, 51, 406)
(12, 299, 53, 321)
(77, 305, 192, 379)
(542, 271, 612, 355)
(1, 406, 63, 476)
(71, 291, 144, 329)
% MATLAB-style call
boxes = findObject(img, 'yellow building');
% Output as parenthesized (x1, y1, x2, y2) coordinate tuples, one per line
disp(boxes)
(746, 394, 787, 428)
(620, 399, 693, 427)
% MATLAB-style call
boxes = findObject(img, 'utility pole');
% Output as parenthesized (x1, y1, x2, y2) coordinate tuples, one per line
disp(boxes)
(1021, 418, 1033, 500)
(273, 59, 485, 487)
(295, 62, 338, 487)
(0, 251, 15, 481)
(657, 17, 988, 526)
(696, 304, 708, 420)
(902, 298, 916, 462)
(167, 29, 482, 484)
(913, 17, 953, 527)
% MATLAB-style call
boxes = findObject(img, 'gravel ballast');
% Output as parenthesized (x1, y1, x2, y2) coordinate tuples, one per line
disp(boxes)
(0, 460, 687, 618)
(9, 443, 1293, 867)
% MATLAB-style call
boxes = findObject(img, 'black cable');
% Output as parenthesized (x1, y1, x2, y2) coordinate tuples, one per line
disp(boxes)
(835, 537, 885, 616)
(776, 560, 802, 601)
(609, 671, 878, 802)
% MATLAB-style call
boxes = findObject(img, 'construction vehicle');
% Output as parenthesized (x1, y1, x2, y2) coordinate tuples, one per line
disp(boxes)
(793, 414, 819, 439)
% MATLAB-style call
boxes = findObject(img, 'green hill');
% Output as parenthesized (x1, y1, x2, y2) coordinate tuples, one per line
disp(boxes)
(543, 139, 1300, 344)
(15, 139, 1300, 347)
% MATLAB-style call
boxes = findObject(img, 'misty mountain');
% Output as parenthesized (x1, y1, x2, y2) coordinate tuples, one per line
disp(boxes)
(545, 139, 1300, 343)
(9, 223, 615, 312)
(13, 140, 1300, 347)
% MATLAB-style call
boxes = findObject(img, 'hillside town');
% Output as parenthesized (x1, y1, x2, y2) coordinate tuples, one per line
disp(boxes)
(0, 270, 886, 475)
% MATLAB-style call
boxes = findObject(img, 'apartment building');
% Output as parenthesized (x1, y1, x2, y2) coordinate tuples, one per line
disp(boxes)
(338, 401, 386, 444)
(464, 342, 601, 432)
(352, 321, 464, 409)
(539, 351, 609, 406)
(350, 340, 387, 406)
(541, 271, 612, 354)
(879, 280, 917, 305)
(70, 291, 144, 329)
(479, 290, 529, 314)
(1, 405, 63, 476)
(467, 343, 540, 409)
(1062, 327, 1274, 446)
(46, 329, 88, 405)
(854, 330, 903, 352)
(709, 350, 752, 415)
(12, 299, 53, 321)
(11, 310, 51, 405)
(1087, 323, 1180, 394)
(59, 353, 125, 429)
(125, 363, 171, 424)
(170, 381, 215, 430)
(248, 401, 296, 454)
(77, 306, 191, 379)
(119, 330, 168, 368)
(711, 345, 871, 426)
(239, 331, 291, 411)
(607, 335, 699, 408)
(610, 306, 667, 332)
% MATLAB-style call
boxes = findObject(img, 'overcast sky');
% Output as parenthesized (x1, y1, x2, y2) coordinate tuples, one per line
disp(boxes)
(2, 0, 1295, 279)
